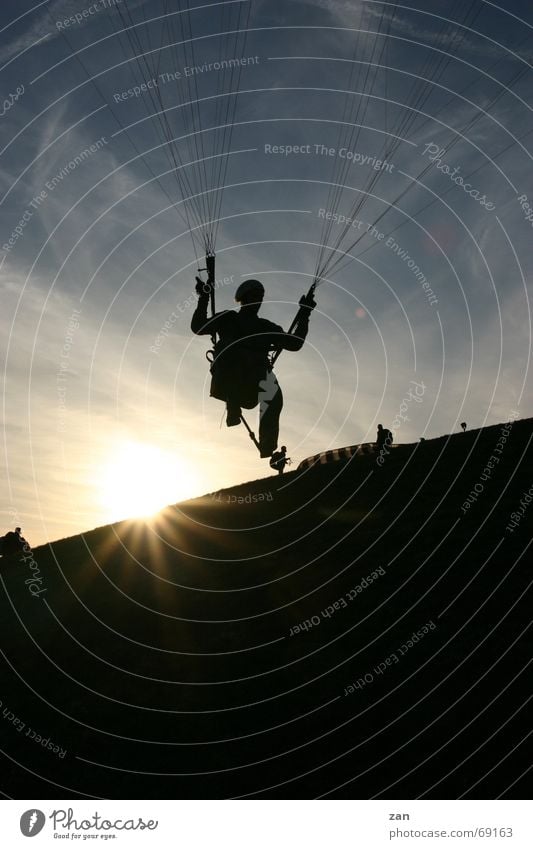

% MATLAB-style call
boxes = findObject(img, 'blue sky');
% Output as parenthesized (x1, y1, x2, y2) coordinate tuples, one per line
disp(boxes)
(1, 0, 531, 546)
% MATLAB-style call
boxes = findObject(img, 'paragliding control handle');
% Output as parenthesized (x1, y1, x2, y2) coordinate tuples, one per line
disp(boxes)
(299, 286, 317, 312)
(198, 254, 215, 280)
(206, 253, 215, 284)
(197, 253, 216, 296)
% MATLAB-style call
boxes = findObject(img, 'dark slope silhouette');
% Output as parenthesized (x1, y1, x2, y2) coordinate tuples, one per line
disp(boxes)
(0, 418, 531, 799)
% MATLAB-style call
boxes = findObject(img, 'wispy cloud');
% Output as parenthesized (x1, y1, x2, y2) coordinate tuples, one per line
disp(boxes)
(0, 0, 130, 66)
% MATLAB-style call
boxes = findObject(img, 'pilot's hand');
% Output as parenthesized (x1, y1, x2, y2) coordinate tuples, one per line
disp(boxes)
(299, 292, 317, 312)
(195, 277, 213, 297)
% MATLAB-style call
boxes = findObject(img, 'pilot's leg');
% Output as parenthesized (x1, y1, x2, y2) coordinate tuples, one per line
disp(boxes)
(258, 371, 283, 458)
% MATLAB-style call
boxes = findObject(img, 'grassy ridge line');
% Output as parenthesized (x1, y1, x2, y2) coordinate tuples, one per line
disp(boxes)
(7, 416, 529, 557)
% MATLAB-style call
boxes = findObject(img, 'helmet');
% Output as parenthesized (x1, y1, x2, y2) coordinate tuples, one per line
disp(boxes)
(281, 446, 287, 452)
(235, 279, 264, 303)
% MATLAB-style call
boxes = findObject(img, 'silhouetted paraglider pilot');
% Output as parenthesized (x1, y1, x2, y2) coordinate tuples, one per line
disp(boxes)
(376, 423, 393, 450)
(270, 446, 290, 475)
(461, 421, 467, 432)
(191, 278, 315, 458)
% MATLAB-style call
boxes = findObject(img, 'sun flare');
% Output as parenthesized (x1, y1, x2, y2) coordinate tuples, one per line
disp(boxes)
(98, 441, 196, 521)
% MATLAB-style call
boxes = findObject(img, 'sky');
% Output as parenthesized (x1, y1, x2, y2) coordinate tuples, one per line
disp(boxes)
(0, 0, 531, 547)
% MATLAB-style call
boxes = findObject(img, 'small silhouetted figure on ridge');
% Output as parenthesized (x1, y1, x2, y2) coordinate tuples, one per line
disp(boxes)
(270, 446, 290, 475)
(376, 423, 393, 450)
(0, 527, 27, 557)
(461, 422, 467, 432)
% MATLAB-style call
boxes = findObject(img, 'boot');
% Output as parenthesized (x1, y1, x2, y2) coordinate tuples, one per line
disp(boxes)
(226, 401, 242, 427)
(259, 441, 276, 459)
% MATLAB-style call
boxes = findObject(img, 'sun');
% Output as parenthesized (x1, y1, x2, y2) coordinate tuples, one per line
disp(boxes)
(98, 441, 195, 521)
